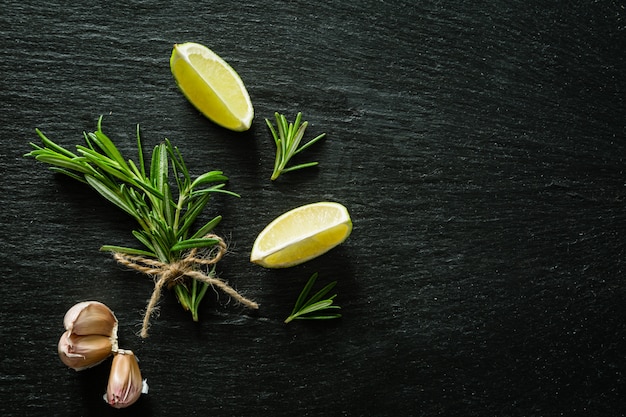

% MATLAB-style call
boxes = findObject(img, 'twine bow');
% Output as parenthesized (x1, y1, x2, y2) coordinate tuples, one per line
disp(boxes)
(111, 234, 258, 338)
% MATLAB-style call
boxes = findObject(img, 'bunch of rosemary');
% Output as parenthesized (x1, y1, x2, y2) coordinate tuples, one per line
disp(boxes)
(25, 117, 244, 325)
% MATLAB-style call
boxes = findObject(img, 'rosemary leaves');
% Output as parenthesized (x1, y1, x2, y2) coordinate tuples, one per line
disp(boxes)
(26, 117, 258, 336)
(265, 112, 326, 180)
(284, 273, 341, 323)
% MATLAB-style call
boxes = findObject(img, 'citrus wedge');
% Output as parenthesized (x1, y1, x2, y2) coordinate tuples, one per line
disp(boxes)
(170, 42, 254, 131)
(250, 202, 352, 268)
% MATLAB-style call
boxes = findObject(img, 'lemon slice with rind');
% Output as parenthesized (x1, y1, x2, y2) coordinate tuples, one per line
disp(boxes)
(251, 202, 352, 268)
(170, 42, 254, 131)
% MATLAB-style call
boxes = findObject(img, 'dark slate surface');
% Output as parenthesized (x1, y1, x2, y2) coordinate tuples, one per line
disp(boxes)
(1, 1, 625, 416)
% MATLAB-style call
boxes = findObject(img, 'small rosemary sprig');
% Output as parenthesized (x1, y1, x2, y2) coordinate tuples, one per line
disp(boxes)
(284, 273, 341, 323)
(265, 112, 326, 180)
(25, 116, 238, 322)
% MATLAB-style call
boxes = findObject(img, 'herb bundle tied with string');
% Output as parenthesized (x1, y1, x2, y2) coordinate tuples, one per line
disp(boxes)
(25, 117, 258, 337)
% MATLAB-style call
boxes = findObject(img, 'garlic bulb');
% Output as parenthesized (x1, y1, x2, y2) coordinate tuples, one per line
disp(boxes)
(58, 301, 118, 371)
(105, 350, 148, 408)
(58, 301, 148, 408)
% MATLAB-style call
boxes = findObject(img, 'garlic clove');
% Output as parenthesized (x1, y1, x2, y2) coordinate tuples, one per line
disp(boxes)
(63, 301, 118, 339)
(105, 350, 148, 408)
(58, 330, 113, 371)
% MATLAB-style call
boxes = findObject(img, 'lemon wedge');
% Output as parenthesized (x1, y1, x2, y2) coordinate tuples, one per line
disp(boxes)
(250, 202, 353, 268)
(170, 42, 254, 131)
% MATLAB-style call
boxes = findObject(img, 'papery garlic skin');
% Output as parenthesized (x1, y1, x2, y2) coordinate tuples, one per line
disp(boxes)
(58, 330, 113, 371)
(63, 301, 118, 338)
(106, 350, 147, 408)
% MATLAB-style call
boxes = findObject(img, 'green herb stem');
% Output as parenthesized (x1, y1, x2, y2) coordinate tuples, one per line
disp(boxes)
(284, 272, 342, 323)
(266, 112, 326, 181)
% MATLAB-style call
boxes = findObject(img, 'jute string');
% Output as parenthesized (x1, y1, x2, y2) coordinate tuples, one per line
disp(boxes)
(111, 234, 258, 338)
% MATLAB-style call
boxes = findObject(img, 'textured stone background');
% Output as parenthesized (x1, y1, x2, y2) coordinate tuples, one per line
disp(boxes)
(1, 1, 625, 416)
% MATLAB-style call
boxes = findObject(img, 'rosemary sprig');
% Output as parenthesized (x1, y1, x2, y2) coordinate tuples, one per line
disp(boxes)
(265, 112, 326, 181)
(284, 273, 341, 323)
(25, 116, 238, 321)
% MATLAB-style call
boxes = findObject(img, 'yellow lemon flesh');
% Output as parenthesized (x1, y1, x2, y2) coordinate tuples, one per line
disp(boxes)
(250, 202, 353, 268)
(170, 42, 254, 131)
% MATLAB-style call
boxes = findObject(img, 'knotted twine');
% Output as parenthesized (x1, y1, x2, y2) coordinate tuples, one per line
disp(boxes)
(111, 234, 258, 338)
